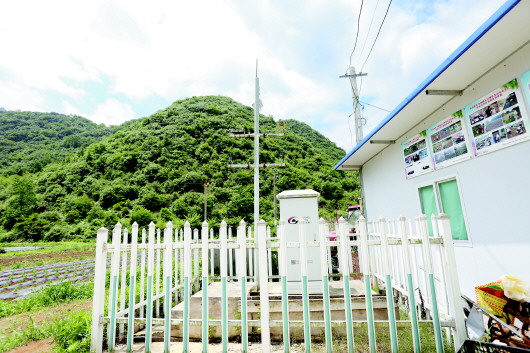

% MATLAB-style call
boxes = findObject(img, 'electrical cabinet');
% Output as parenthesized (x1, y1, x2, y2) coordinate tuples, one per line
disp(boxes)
(277, 189, 322, 294)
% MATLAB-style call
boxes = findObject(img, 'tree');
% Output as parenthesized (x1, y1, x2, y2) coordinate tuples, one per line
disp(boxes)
(3, 176, 38, 229)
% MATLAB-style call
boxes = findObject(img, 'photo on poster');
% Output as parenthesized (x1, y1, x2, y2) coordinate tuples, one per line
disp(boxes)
(426, 110, 472, 169)
(463, 78, 529, 156)
(401, 131, 433, 179)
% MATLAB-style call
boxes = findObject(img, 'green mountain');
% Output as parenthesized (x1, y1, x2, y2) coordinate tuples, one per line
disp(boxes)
(0, 111, 119, 175)
(0, 96, 359, 242)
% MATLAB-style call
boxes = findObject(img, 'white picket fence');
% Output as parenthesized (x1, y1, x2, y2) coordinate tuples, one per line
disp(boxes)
(90, 214, 466, 353)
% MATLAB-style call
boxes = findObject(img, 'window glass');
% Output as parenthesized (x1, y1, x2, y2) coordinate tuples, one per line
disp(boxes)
(419, 185, 437, 236)
(438, 179, 468, 241)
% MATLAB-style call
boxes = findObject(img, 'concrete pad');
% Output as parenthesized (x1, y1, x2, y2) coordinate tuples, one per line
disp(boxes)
(168, 279, 394, 341)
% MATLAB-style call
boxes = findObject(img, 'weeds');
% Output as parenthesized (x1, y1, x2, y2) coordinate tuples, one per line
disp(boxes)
(0, 310, 92, 353)
(0, 281, 93, 318)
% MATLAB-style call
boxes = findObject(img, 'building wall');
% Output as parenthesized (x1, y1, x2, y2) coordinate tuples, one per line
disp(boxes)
(361, 41, 530, 296)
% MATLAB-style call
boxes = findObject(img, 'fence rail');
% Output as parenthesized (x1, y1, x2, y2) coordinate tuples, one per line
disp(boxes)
(90, 214, 465, 353)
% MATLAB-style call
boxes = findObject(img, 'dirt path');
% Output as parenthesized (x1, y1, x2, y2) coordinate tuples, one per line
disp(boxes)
(5, 337, 55, 353)
(0, 299, 92, 353)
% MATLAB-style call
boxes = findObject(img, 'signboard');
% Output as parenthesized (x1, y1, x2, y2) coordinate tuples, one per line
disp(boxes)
(427, 110, 472, 169)
(401, 131, 433, 179)
(463, 78, 529, 156)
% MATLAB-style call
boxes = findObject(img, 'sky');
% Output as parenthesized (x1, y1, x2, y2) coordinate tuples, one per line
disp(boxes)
(0, 0, 507, 152)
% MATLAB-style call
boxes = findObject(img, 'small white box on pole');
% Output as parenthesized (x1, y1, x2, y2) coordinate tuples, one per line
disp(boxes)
(277, 189, 322, 294)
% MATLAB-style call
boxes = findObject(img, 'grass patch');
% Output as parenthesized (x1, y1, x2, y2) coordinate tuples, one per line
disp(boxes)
(287, 323, 456, 353)
(0, 310, 92, 353)
(0, 281, 93, 318)
(0, 241, 95, 254)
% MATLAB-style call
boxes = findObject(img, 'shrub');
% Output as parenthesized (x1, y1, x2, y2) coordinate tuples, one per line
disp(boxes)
(53, 311, 91, 353)
(131, 206, 154, 228)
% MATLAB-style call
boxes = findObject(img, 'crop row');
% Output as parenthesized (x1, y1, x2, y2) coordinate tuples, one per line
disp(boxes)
(0, 259, 101, 300)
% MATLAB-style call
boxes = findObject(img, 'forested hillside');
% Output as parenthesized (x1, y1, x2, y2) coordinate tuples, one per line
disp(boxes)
(0, 111, 119, 175)
(0, 96, 359, 242)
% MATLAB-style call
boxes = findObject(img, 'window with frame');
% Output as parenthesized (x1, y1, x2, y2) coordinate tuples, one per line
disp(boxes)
(418, 179, 469, 241)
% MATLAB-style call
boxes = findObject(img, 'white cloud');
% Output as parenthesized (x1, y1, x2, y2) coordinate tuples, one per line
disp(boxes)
(0, 0, 509, 152)
(90, 99, 135, 125)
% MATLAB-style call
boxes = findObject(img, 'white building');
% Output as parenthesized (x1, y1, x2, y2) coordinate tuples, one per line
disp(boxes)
(334, 0, 530, 296)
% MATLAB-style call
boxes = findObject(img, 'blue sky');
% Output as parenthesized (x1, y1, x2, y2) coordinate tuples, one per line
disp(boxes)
(0, 0, 506, 151)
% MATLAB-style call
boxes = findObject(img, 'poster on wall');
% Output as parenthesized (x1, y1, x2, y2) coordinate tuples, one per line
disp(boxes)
(463, 78, 529, 156)
(520, 70, 530, 108)
(401, 131, 433, 179)
(427, 110, 472, 169)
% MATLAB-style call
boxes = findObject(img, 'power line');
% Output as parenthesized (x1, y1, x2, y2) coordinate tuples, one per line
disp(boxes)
(348, 0, 365, 68)
(360, 0, 393, 72)
(360, 100, 391, 112)
(357, 0, 381, 67)
(347, 113, 355, 149)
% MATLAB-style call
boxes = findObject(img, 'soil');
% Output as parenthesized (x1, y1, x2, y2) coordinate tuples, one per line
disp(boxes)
(5, 337, 54, 353)
(0, 251, 94, 270)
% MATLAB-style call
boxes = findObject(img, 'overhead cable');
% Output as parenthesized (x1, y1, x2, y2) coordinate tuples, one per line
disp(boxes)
(348, 0, 365, 68)
(357, 0, 381, 66)
(360, 0, 393, 72)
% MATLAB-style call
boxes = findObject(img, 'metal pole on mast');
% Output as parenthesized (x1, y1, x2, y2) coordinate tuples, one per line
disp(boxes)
(253, 60, 260, 238)
(254, 60, 271, 353)
(253, 60, 261, 289)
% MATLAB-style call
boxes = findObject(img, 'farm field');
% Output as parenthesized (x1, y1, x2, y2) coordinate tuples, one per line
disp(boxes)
(0, 242, 95, 271)
(0, 243, 96, 352)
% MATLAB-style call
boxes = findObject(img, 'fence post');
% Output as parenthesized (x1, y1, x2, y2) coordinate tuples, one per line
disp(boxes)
(174, 228, 179, 304)
(267, 226, 273, 279)
(338, 217, 354, 353)
(220, 221, 229, 352)
(278, 219, 290, 353)
(358, 215, 376, 353)
(118, 227, 128, 341)
(90, 227, 108, 353)
(437, 214, 467, 350)
(319, 217, 333, 353)
(258, 219, 271, 353)
(419, 215, 444, 353)
(193, 228, 200, 292)
(156, 228, 161, 319)
(397, 216, 421, 353)
(298, 218, 311, 353)
(210, 228, 215, 277)
(379, 217, 398, 353)
(248, 226, 254, 278)
(140, 228, 147, 323)
(163, 222, 173, 353)
(127, 223, 139, 352)
(229, 227, 234, 278)
(107, 223, 122, 352)
(183, 222, 192, 353)
(145, 222, 156, 353)
(201, 221, 209, 353)
(238, 219, 249, 352)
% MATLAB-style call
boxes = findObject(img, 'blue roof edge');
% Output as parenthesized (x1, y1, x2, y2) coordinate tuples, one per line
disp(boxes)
(333, 0, 521, 171)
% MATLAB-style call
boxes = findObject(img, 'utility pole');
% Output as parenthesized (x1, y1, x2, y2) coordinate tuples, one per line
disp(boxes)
(340, 67, 367, 144)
